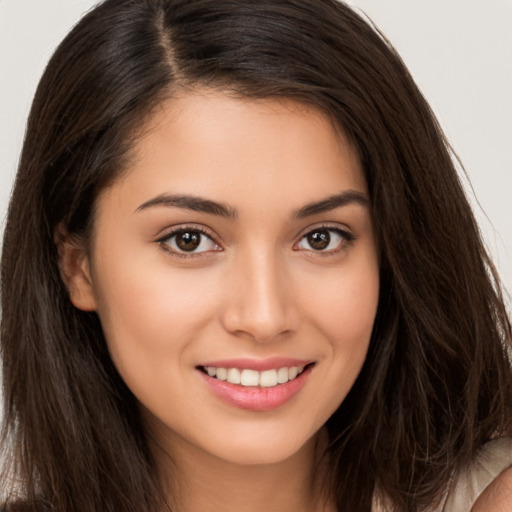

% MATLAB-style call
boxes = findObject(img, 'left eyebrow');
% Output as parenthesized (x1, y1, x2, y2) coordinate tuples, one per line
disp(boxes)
(293, 190, 369, 218)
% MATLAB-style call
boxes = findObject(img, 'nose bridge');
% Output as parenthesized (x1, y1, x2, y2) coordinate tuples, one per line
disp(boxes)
(221, 245, 296, 342)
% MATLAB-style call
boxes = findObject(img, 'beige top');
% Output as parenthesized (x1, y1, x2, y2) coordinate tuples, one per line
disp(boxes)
(444, 437, 512, 511)
(372, 438, 512, 512)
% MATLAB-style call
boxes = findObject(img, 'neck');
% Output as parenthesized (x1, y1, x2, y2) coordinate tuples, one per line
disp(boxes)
(148, 427, 333, 512)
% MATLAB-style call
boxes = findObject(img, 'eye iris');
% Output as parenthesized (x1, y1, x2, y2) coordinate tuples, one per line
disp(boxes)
(176, 231, 201, 251)
(307, 229, 330, 250)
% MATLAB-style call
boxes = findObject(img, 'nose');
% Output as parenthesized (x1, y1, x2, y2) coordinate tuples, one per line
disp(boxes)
(220, 249, 298, 343)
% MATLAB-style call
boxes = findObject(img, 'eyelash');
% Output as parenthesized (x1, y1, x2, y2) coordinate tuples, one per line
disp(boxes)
(156, 224, 356, 259)
(156, 225, 221, 259)
(295, 224, 356, 256)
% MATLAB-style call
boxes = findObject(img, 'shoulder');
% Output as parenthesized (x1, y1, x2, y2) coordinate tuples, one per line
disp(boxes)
(471, 465, 512, 512)
(444, 438, 512, 512)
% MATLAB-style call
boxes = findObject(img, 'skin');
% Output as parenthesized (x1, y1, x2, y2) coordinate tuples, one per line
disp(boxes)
(471, 467, 512, 511)
(59, 90, 380, 512)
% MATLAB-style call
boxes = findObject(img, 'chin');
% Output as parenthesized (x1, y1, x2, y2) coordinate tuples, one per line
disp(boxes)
(201, 427, 320, 467)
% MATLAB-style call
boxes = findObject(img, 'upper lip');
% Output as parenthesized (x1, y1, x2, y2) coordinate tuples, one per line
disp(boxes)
(196, 357, 313, 372)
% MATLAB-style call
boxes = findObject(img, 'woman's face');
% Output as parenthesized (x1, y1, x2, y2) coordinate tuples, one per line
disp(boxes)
(70, 90, 379, 466)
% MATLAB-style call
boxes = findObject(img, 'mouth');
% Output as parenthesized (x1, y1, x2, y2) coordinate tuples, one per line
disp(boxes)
(196, 361, 315, 411)
(197, 363, 312, 388)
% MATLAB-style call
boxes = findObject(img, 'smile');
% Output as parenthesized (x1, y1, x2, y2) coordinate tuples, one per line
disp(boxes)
(197, 360, 314, 411)
(200, 365, 306, 388)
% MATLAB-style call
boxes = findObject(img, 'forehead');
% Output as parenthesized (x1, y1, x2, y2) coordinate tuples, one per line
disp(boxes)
(99, 89, 367, 216)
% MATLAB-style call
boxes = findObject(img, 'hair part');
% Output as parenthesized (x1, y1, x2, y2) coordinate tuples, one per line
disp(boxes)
(2, 1, 511, 511)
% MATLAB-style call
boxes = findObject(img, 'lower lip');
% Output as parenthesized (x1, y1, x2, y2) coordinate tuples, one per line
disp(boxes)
(198, 366, 312, 412)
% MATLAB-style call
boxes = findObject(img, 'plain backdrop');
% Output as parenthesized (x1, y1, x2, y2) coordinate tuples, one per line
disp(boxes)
(0, 0, 511, 295)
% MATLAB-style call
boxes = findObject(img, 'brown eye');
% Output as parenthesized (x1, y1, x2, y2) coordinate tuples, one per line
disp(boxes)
(160, 228, 220, 255)
(175, 231, 201, 251)
(297, 227, 352, 253)
(306, 229, 331, 250)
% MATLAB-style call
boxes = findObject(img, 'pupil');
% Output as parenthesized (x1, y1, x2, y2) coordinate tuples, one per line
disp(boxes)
(176, 231, 200, 251)
(308, 230, 330, 250)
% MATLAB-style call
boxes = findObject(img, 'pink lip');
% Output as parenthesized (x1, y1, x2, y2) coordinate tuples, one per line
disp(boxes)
(197, 363, 313, 412)
(196, 357, 311, 371)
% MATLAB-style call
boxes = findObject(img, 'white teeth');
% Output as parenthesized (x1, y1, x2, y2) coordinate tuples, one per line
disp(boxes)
(227, 368, 241, 384)
(277, 367, 289, 384)
(204, 365, 307, 387)
(260, 369, 278, 387)
(240, 369, 259, 386)
(216, 367, 227, 381)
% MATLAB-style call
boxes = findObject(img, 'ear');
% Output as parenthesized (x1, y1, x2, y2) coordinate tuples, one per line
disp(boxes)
(54, 223, 97, 311)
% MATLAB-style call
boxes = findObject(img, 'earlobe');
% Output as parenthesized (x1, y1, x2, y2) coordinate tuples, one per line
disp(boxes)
(54, 223, 97, 311)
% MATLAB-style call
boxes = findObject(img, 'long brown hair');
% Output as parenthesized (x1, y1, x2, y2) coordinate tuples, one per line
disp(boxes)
(2, 1, 511, 510)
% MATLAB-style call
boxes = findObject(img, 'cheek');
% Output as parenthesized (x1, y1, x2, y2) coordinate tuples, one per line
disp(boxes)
(91, 256, 222, 381)
(305, 258, 379, 344)
(302, 256, 379, 408)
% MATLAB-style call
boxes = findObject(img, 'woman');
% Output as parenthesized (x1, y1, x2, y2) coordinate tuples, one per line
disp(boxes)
(1, 0, 511, 510)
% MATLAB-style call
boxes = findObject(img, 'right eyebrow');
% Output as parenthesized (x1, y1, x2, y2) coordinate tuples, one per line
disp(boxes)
(135, 194, 237, 219)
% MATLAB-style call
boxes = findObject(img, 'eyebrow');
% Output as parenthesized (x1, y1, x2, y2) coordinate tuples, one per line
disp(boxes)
(135, 194, 237, 218)
(135, 190, 368, 219)
(293, 190, 369, 218)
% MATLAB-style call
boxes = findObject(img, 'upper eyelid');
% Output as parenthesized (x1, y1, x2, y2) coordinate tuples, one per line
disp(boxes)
(155, 224, 218, 243)
(295, 222, 353, 240)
